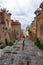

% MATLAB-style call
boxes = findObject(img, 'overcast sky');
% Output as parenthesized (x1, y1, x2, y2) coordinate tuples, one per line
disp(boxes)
(0, 0, 43, 29)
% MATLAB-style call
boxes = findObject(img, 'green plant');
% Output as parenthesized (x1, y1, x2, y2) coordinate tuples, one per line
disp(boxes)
(5, 39, 9, 45)
(5, 39, 14, 46)
(34, 38, 40, 46)
(34, 38, 43, 50)
(8, 42, 14, 46)
(39, 44, 43, 50)
(0, 45, 5, 49)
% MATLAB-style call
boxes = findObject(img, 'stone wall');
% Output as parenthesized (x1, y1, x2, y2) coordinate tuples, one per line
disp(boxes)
(29, 3, 43, 44)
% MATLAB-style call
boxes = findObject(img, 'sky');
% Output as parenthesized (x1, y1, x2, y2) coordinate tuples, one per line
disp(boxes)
(0, 0, 43, 29)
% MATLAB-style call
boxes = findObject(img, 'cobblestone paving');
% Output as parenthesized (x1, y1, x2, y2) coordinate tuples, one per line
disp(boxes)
(0, 38, 43, 65)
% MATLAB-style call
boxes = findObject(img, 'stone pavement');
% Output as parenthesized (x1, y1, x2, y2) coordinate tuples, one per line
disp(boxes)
(0, 38, 43, 65)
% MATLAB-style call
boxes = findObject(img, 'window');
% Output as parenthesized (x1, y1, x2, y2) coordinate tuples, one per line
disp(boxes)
(3, 27, 7, 30)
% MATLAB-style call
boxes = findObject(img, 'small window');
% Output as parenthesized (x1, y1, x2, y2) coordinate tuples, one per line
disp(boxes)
(3, 27, 7, 30)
